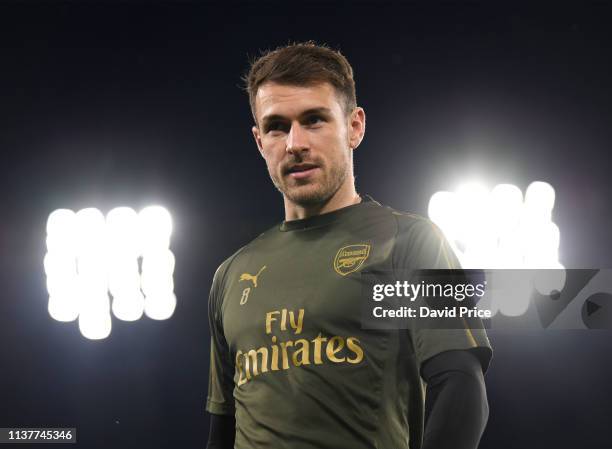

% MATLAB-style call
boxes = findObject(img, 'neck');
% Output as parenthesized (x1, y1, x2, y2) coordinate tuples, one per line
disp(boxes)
(283, 180, 361, 221)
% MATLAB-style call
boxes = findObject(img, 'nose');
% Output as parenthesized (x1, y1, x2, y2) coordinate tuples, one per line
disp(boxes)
(286, 122, 309, 154)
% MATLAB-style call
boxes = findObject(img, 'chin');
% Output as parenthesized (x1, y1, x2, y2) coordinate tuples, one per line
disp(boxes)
(284, 183, 335, 206)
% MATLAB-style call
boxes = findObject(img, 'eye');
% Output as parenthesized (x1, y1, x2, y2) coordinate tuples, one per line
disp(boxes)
(305, 115, 325, 126)
(266, 122, 287, 134)
(266, 122, 280, 133)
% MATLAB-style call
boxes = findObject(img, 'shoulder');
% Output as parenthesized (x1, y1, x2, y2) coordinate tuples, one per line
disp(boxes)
(211, 222, 281, 290)
(373, 200, 443, 243)
(376, 204, 459, 270)
(394, 211, 447, 245)
(358, 197, 447, 252)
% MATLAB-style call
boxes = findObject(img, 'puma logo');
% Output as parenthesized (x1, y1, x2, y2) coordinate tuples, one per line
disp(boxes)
(239, 266, 267, 288)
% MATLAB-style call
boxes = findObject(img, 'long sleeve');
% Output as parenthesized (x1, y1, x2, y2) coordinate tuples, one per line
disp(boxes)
(421, 350, 489, 449)
(206, 414, 235, 449)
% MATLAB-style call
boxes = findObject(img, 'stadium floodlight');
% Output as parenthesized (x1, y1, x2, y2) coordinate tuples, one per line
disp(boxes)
(139, 206, 172, 253)
(525, 181, 555, 222)
(106, 207, 140, 257)
(144, 292, 177, 321)
(75, 208, 107, 257)
(44, 205, 176, 339)
(109, 257, 144, 322)
(428, 191, 458, 243)
(79, 293, 112, 340)
(428, 181, 562, 269)
(141, 249, 176, 320)
(489, 184, 523, 235)
(428, 181, 564, 317)
(45, 210, 80, 322)
(44, 252, 79, 322)
(106, 207, 144, 321)
(46, 209, 78, 255)
(111, 289, 146, 322)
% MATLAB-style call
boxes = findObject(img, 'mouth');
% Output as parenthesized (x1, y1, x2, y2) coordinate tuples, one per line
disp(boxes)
(285, 163, 320, 180)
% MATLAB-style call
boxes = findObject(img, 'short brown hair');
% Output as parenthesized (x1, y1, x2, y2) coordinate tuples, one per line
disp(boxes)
(244, 41, 357, 125)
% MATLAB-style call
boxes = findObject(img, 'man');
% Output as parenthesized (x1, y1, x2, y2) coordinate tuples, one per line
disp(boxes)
(206, 41, 492, 449)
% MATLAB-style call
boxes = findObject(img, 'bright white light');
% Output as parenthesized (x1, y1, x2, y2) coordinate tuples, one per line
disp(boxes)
(523, 221, 561, 267)
(78, 292, 112, 340)
(496, 230, 524, 269)
(533, 263, 567, 295)
(108, 256, 144, 321)
(44, 228, 80, 321)
(44, 252, 77, 280)
(46, 209, 77, 254)
(428, 180, 561, 269)
(490, 184, 523, 234)
(112, 290, 145, 322)
(141, 249, 175, 274)
(48, 291, 80, 322)
(75, 208, 106, 255)
(79, 310, 112, 340)
(428, 191, 458, 242)
(106, 207, 140, 257)
(428, 180, 563, 317)
(44, 205, 176, 339)
(77, 254, 109, 297)
(525, 181, 555, 222)
(46, 269, 80, 322)
(487, 270, 533, 317)
(139, 206, 172, 252)
(47, 209, 76, 236)
(456, 182, 490, 248)
(108, 258, 140, 294)
(144, 292, 177, 320)
(46, 274, 77, 298)
(141, 249, 175, 296)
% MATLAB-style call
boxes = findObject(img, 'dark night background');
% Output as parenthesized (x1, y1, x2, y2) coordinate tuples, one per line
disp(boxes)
(1, 1, 611, 448)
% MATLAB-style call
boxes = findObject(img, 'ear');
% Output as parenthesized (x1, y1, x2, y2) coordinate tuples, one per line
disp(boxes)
(252, 125, 265, 157)
(348, 107, 366, 150)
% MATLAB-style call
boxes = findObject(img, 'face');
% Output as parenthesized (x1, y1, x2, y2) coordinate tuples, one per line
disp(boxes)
(252, 82, 365, 207)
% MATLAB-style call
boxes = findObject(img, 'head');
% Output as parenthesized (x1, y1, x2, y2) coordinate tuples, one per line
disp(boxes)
(245, 42, 365, 208)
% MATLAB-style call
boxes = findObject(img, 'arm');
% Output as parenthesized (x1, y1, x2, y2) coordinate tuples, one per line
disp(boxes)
(206, 413, 235, 449)
(421, 350, 489, 449)
(206, 259, 239, 447)
(391, 215, 493, 447)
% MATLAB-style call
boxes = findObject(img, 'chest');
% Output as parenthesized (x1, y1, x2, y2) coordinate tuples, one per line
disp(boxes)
(220, 226, 396, 353)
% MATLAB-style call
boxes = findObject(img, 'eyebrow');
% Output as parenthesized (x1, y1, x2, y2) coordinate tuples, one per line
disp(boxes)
(260, 107, 333, 128)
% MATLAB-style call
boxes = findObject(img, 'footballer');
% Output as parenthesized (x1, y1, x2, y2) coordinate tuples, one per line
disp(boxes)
(205, 42, 492, 449)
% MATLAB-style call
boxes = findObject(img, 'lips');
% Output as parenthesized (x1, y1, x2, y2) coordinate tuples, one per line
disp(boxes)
(284, 163, 320, 180)
(286, 163, 319, 174)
